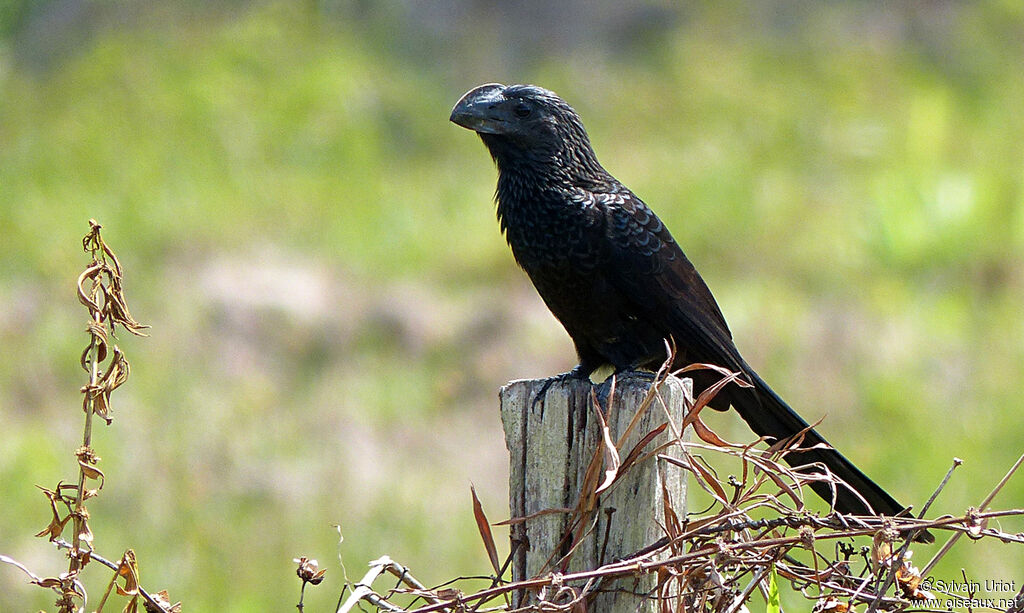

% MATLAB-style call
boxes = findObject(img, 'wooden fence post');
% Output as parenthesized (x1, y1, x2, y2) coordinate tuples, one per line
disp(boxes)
(500, 374, 690, 612)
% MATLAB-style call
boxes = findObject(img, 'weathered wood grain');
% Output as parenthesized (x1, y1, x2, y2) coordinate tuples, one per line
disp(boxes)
(500, 375, 690, 611)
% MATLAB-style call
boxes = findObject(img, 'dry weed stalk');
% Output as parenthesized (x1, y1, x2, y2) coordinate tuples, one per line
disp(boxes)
(328, 362, 1024, 613)
(0, 220, 178, 612)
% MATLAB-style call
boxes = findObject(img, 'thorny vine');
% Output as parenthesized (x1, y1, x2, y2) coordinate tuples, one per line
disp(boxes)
(320, 363, 1023, 613)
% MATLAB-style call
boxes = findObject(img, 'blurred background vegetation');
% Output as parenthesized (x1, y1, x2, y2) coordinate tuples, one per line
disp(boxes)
(1, 0, 1022, 610)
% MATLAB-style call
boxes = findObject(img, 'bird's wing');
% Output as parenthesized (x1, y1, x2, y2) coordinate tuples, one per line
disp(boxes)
(587, 189, 923, 526)
(592, 188, 746, 372)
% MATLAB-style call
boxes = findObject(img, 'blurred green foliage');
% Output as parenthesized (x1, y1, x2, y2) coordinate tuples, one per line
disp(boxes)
(1, 2, 1022, 611)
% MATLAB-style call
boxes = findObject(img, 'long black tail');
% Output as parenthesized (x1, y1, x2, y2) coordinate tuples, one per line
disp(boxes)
(727, 364, 933, 542)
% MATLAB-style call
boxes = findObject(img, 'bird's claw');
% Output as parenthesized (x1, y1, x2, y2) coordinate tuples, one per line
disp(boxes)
(531, 365, 592, 410)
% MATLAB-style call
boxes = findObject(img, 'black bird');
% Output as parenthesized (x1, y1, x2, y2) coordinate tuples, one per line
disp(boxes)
(450, 83, 929, 540)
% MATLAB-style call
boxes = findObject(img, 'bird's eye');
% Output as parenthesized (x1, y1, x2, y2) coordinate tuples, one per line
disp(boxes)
(513, 103, 531, 118)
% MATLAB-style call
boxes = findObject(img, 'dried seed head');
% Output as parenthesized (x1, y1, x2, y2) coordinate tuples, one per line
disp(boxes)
(294, 557, 326, 585)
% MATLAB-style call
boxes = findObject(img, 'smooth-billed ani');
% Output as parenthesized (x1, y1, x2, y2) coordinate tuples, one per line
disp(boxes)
(450, 82, 929, 541)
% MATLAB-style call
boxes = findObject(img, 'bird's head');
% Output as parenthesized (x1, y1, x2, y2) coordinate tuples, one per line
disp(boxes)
(450, 83, 603, 179)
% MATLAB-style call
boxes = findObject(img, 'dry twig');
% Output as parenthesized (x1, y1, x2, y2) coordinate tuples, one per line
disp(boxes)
(329, 362, 1024, 613)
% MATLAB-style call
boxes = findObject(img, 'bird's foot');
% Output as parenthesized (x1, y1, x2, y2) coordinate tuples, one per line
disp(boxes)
(593, 368, 657, 406)
(531, 365, 592, 410)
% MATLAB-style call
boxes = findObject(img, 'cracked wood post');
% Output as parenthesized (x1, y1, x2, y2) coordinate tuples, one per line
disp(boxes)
(500, 374, 690, 612)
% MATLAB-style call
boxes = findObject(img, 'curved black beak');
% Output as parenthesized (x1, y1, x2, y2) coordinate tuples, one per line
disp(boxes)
(450, 83, 508, 134)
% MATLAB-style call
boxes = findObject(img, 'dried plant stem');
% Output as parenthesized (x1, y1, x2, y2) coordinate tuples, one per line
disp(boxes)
(70, 311, 103, 574)
(96, 559, 119, 612)
(922, 453, 1024, 576)
(53, 540, 171, 613)
(918, 458, 962, 519)
(337, 556, 428, 613)
(385, 506, 1024, 613)
(725, 564, 771, 613)
(2, 222, 165, 610)
(0, 553, 45, 583)
(866, 457, 965, 613)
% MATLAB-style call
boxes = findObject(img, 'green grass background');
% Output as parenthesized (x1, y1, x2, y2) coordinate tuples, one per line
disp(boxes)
(1, 2, 1022, 610)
